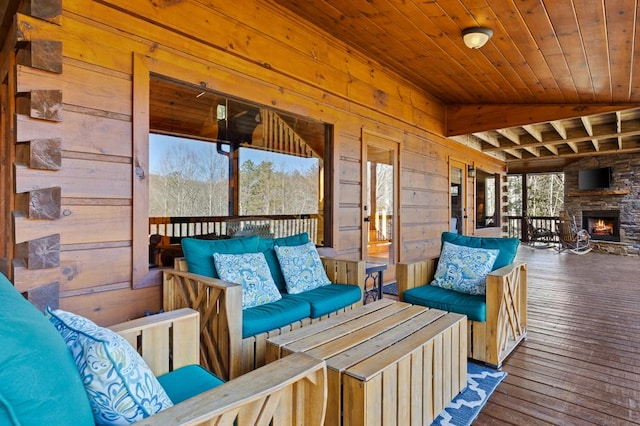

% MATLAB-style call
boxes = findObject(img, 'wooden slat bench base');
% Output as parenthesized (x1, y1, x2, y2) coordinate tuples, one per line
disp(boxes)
(266, 300, 467, 425)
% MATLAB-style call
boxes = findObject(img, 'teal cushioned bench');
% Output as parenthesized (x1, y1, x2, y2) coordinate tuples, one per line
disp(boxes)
(287, 284, 363, 318)
(181, 232, 361, 338)
(242, 296, 311, 338)
(403, 284, 486, 322)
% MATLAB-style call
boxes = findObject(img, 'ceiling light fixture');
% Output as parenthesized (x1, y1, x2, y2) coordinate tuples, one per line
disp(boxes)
(462, 26, 493, 49)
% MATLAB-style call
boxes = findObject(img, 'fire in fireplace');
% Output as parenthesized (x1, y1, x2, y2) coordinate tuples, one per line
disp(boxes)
(582, 210, 620, 242)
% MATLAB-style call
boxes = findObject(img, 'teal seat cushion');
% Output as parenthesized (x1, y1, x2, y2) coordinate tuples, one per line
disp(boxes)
(182, 235, 260, 278)
(441, 231, 519, 270)
(258, 232, 310, 292)
(287, 284, 362, 318)
(242, 296, 311, 338)
(404, 284, 486, 322)
(0, 273, 94, 426)
(158, 364, 225, 405)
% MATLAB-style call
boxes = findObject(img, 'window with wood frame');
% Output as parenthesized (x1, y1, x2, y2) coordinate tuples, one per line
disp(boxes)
(475, 169, 498, 229)
(148, 76, 331, 245)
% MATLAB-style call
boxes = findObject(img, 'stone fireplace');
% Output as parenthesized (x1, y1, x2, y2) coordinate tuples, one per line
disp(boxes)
(582, 210, 620, 242)
(564, 154, 640, 256)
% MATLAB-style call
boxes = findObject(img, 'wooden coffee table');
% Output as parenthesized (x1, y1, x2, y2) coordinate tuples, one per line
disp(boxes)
(266, 299, 467, 425)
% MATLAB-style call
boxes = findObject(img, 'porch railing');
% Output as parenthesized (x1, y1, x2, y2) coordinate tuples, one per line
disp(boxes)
(149, 214, 320, 244)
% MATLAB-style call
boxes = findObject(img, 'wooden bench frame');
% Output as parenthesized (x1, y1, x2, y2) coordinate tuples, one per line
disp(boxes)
(163, 257, 365, 379)
(111, 308, 327, 425)
(396, 258, 527, 368)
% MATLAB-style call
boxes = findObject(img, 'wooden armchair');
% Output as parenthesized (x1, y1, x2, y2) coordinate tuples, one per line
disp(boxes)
(114, 308, 327, 425)
(397, 258, 527, 368)
(164, 257, 365, 380)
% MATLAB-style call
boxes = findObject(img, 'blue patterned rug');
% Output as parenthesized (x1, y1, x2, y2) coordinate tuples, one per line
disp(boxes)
(431, 362, 507, 426)
(382, 282, 398, 295)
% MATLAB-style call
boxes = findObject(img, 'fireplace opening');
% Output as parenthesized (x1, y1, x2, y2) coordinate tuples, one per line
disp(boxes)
(582, 210, 620, 242)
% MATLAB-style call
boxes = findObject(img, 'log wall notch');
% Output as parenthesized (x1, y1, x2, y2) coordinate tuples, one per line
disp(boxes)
(15, 187, 61, 219)
(15, 234, 60, 269)
(15, 138, 62, 170)
(16, 40, 63, 73)
(18, 0, 62, 25)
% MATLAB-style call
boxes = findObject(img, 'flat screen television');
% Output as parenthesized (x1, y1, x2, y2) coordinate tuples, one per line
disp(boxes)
(578, 167, 612, 190)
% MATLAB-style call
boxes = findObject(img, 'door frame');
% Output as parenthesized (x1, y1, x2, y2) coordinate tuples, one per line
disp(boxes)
(361, 129, 400, 264)
(449, 157, 471, 235)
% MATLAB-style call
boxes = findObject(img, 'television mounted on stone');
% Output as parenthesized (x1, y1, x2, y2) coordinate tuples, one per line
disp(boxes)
(578, 167, 612, 190)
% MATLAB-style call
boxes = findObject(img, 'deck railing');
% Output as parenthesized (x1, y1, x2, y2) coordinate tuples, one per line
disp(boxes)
(507, 215, 560, 243)
(149, 215, 320, 244)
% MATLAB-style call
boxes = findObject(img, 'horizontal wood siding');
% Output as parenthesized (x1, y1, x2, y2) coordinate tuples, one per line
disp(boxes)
(3, 0, 503, 325)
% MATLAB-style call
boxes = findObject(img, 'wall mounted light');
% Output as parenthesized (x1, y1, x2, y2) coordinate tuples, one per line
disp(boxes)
(462, 27, 493, 49)
(467, 165, 476, 178)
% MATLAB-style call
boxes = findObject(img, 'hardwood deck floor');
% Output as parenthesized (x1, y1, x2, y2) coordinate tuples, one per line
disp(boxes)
(475, 245, 640, 425)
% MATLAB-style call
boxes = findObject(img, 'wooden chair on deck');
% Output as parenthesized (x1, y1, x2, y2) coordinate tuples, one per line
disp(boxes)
(525, 216, 554, 248)
(556, 211, 592, 255)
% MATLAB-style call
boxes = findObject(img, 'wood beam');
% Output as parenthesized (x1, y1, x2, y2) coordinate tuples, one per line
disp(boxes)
(471, 131, 500, 147)
(496, 128, 520, 145)
(522, 125, 543, 142)
(616, 111, 622, 149)
(484, 119, 640, 152)
(446, 104, 639, 136)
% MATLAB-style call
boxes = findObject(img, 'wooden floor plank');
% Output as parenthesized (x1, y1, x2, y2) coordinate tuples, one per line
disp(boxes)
(475, 246, 640, 425)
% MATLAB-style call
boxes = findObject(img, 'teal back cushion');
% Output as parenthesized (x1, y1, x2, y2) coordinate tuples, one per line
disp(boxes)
(0, 273, 94, 426)
(441, 232, 519, 270)
(257, 232, 310, 292)
(181, 235, 260, 278)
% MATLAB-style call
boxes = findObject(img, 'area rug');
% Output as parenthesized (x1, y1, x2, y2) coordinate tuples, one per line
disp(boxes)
(382, 282, 398, 296)
(431, 362, 507, 426)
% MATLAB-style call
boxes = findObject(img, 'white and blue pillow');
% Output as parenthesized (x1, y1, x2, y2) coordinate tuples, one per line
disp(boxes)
(431, 241, 499, 295)
(213, 252, 282, 309)
(274, 241, 332, 294)
(46, 308, 173, 425)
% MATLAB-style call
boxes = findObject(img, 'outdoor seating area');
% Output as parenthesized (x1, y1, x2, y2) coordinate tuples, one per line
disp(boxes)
(0, 272, 327, 425)
(4, 1, 640, 425)
(163, 232, 365, 379)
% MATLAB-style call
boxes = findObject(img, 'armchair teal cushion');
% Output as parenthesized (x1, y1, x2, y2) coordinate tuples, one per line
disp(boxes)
(258, 232, 310, 291)
(0, 273, 94, 426)
(182, 235, 260, 278)
(157, 364, 225, 405)
(403, 285, 486, 322)
(441, 232, 519, 270)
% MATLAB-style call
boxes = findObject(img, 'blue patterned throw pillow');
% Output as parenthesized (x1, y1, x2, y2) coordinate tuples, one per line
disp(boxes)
(274, 241, 332, 294)
(213, 252, 283, 309)
(46, 308, 173, 425)
(431, 241, 499, 295)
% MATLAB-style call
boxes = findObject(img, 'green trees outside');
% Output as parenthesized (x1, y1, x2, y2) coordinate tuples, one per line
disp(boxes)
(149, 135, 320, 217)
(507, 173, 565, 216)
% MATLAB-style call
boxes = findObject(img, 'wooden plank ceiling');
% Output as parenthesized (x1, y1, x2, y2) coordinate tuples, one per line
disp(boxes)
(271, 0, 640, 172)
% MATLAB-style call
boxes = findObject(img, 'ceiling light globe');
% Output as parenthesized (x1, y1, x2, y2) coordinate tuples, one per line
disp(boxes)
(462, 27, 493, 49)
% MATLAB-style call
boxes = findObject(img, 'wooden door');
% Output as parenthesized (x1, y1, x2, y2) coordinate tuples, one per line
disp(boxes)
(361, 130, 399, 269)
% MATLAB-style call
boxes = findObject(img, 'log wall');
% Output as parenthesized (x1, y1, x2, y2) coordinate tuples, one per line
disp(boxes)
(0, 0, 504, 325)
